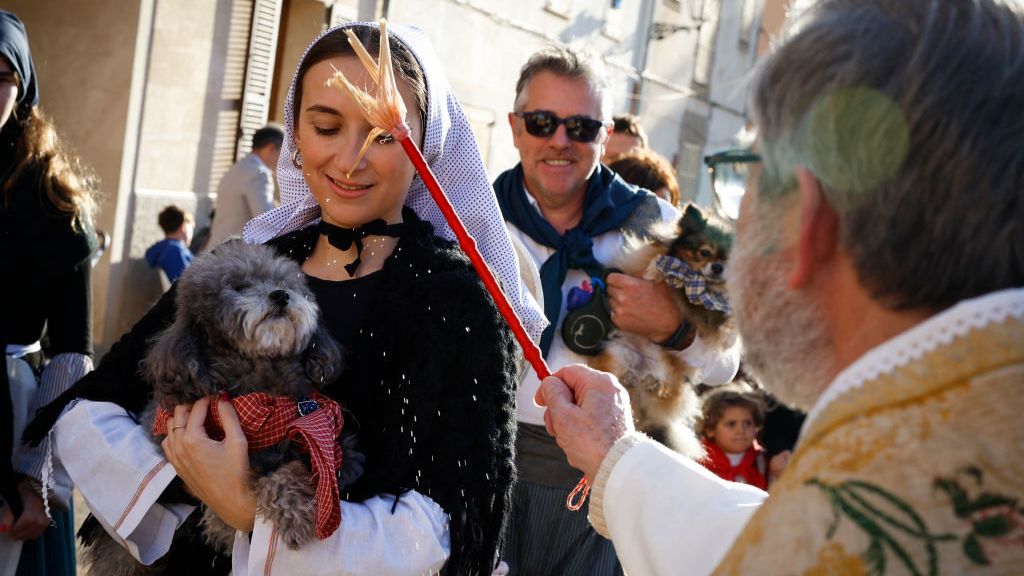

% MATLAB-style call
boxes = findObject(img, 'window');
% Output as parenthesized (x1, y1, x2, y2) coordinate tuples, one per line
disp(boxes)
(238, 0, 283, 160)
(739, 0, 761, 50)
(605, 0, 624, 39)
(691, 0, 721, 87)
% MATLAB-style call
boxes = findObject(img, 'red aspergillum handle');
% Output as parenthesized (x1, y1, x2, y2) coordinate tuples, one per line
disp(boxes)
(398, 136, 552, 381)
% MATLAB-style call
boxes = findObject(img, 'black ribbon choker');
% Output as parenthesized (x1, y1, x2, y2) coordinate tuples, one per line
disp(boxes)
(317, 219, 410, 276)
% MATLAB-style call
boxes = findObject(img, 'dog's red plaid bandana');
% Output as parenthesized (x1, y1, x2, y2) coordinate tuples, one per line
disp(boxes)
(153, 391, 344, 539)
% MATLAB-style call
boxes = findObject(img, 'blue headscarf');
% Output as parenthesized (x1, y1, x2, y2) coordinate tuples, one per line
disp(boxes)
(0, 10, 38, 108)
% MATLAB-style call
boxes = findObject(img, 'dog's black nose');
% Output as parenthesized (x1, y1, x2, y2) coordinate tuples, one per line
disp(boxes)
(711, 262, 724, 276)
(269, 290, 289, 306)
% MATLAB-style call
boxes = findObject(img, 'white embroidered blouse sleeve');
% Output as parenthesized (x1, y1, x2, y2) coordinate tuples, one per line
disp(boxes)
(53, 399, 194, 565)
(592, 435, 767, 576)
(234, 490, 450, 576)
(679, 332, 741, 385)
(13, 352, 93, 507)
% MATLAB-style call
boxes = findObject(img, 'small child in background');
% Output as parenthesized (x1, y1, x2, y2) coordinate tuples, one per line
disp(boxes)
(698, 385, 768, 490)
(145, 205, 194, 282)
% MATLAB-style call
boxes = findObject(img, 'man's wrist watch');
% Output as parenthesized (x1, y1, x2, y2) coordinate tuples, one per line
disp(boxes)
(658, 318, 696, 351)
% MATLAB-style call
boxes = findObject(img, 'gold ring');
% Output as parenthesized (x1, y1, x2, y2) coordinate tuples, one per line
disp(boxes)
(171, 425, 186, 431)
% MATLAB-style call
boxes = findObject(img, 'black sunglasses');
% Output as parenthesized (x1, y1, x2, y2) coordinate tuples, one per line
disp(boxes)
(514, 110, 608, 143)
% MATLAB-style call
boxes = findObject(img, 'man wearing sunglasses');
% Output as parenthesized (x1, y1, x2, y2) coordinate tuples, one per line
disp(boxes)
(494, 45, 740, 576)
(534, 0, 1024, 575)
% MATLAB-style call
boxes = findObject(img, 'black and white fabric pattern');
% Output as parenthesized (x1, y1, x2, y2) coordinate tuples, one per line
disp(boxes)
(10, 350, 90, 507)
(243, 21, 546, 343)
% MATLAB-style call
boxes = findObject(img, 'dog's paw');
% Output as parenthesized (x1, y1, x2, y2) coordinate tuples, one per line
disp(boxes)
(256, 460, 318, 549)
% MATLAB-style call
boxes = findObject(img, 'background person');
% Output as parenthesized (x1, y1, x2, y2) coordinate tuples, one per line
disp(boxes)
(144, 205, 194, 283)
(696, 385, 767, 490)
(0, 9, 98, 575)
(537, 0, 1024, 574)
(601, 112, 647, 164)
(206, 124, 283, 249)
(607, 147, 680, 206)
(496, 44, 739, 576)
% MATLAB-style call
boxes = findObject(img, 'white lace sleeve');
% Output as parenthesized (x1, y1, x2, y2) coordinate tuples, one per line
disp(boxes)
(680, 333, 741, 386)
(13, 352, 93, 506)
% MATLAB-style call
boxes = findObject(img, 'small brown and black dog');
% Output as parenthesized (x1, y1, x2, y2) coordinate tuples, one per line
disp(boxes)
(590, 204, 736, 457)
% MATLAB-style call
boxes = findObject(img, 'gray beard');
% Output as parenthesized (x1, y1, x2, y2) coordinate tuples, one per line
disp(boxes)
(726, 211, 835, 412)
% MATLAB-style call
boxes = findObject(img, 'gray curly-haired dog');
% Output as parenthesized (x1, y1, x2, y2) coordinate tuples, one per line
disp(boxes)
(82, 240, 361, 576)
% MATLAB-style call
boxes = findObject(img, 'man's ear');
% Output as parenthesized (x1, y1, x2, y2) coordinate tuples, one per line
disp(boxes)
(508, 112, 521, 150)
(789, 167, 840, 289)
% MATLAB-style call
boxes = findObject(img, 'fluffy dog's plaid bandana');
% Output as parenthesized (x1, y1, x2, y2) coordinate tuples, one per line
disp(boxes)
(154, 391, 344, 539)
(655, 255, 731, 314)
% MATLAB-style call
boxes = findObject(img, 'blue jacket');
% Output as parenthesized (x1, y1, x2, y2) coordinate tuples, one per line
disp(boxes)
(144, 238, 192, 281)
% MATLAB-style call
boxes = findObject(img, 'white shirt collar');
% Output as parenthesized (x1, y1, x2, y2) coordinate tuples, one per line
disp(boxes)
(800, 287, 1024, 436)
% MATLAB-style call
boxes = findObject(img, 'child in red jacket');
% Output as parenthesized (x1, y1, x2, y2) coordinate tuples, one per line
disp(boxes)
(698, 386, 768, 490)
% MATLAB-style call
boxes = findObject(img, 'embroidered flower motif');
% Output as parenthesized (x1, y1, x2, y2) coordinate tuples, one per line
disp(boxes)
(804, 542, 869, 576)
(806, 477, 956, 576)
(934, 466, 1024, 565)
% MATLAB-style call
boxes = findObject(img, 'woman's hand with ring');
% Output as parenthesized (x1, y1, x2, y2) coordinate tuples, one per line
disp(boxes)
(161, 396, 256, 531)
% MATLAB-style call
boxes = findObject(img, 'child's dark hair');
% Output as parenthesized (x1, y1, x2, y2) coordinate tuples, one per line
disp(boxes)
(158, 205, 192, 234)
(700, 386, 766, 437)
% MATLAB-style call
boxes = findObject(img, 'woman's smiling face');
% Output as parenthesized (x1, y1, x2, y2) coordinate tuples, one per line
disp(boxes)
(294, 56, 423, 228)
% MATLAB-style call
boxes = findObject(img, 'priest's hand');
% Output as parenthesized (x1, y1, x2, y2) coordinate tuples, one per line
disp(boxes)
(535, 364, 635, 479)
(161, 396, 256, 531)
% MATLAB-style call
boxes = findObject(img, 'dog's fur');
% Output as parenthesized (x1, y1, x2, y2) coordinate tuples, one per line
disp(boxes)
(590, 204, 736, 457)
(82, 241, 352, 576)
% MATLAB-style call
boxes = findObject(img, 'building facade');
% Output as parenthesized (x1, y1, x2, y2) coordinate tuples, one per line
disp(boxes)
(9, 0, 784, 354)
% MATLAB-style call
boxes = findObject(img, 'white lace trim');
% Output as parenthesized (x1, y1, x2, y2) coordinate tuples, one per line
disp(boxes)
(801, 287, 1024, 436)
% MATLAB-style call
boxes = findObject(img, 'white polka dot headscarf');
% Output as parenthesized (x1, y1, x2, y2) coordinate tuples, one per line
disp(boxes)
(244, 21, 546, 342)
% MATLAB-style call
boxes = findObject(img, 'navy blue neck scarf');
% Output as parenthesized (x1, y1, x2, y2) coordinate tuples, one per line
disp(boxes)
(495, 163, 653, 355)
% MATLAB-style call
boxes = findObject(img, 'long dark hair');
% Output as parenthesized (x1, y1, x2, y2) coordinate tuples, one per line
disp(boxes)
(1, 100, 97, 231)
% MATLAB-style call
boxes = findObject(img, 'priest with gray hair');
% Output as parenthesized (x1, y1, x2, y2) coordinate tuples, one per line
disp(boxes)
(537, 0, 1024, 574)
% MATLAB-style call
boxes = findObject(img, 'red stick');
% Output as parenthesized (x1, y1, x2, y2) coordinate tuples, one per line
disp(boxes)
(399, 136, 551, 381)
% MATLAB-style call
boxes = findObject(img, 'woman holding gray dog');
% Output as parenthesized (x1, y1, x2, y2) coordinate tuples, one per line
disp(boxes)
(26, 21, 544, 576)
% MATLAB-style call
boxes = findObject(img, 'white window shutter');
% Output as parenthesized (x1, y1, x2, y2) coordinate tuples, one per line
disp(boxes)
(237, 0, 283, 160)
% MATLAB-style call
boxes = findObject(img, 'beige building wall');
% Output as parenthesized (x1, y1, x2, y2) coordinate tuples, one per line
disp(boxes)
(6, 0, 143, 354)
(268, 0, 331, 128)
(388, 0, 649, 176)
(759, 0, 790, 55)
(107, 0, 265, 342)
